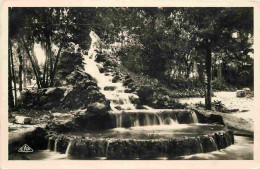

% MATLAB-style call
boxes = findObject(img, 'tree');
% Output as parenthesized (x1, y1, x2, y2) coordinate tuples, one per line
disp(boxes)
(179, 8, 253, 109)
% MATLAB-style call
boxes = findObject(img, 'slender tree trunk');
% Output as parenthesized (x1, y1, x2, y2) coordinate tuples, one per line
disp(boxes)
(18, 47, 23, 92)
(217, 62, 222, 81)
(8, 44, 14, 113)
(9, 40, 17, 107)
(47, 36, 53, 81)
(43, 43, 48, 87)
(50, 41, 64, 86)
(197, 61, 204, 84)
(20, 37, 42, 89)
(23, 52, 27, 89)
(185, 61, 193, 78)
(205, 46, 212, 110)
(46, 58, 49, 87)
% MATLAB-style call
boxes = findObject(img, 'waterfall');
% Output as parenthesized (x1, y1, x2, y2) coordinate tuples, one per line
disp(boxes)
(168, 118, 178, 125)
(84, 31, 198, 128)
(54, 138, 58, 152)
(155, 113, 162, 125)
(105, 142, 110, 158)
(116, 114, 122, 128)
(133, 115, 140, 126)
(65, 142, 72, 155)
(209, 137, 218, 151)
(191, 112, 199, 123)
(84, 31, 137, 112)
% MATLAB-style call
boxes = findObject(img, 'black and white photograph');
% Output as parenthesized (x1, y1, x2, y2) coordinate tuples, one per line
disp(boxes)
(1, 3, 258, 165)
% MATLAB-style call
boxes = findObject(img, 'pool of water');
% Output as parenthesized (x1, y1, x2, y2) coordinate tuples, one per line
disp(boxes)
(60, 124, 226, 140)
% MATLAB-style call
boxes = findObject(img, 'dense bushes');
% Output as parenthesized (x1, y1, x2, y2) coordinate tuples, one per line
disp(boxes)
(55, 51, 84, 85)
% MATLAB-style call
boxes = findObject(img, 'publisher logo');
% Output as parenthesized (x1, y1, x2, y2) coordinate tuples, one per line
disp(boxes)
(18, 144, 33, 153)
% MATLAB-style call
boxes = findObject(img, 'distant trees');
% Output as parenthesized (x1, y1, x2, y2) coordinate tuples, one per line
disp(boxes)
(92, 7, 253, 110)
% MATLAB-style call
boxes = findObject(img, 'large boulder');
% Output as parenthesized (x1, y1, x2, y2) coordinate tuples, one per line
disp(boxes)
(15, 116, 32, 124)
(243, 88, 251, 95)
(236, 90, 245, 97)
(95, 53, 107, 63)
(87, 102, 110, 115)
(137, 86, 154, 104)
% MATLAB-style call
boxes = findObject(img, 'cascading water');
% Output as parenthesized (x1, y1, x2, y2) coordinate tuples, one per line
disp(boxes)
(84, 31, 137, 113)
(54, 138, 58, 152)
(105, 142, 110, 158)
(84, 31, 199, 128)
(65, 142, 72, 155)
(209, 137, 218, 151)
(191, 112, 199, 123)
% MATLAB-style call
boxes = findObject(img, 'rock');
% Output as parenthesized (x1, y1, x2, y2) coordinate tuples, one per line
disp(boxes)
(87, 102, 110, 115)
(129, 95, 139, 104)
(243, 88, 251, 95)
(114, 106, 123, 110)
(127, 82, 134, 88)
(124, 89, 132, 93)
(112, 76, 120, 83)
(124, 74, 131, 80)
(95, 53, 107, 63)
(15, 116, 32, 124)
(209, 114, 224, 125)
(87, 85, 99, 91)
(97, 64, 105, 73)
(106, 68, 113, 72)
(123, 78, 133, 86)
(83, 50, 88, 55)
(104, 60, 115, 67)
(236, 90, 245, 97)
(104, 86, 116, 91)
(45, 87, 65, 101)
(48, 119, 76, 132)
(137, 86, 154, 104)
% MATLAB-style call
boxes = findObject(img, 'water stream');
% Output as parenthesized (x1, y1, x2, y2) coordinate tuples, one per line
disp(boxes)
(84, 31, 198, 128)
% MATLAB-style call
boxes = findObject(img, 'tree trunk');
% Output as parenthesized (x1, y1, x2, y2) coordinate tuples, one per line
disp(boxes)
(50, 41, 64, 86)
(20, 37, 42, 89)
(198, 61, 204, 84)
(8, 44, 14, 113)
(217, 62, 222, 81)
(205, 46, 212, 110)
(185, 61, 193, 78)
(43, 43, 48, 87)
(18, 47, 23, 92)
(23, 52, 27, 89)
(9, 40, 17, 107)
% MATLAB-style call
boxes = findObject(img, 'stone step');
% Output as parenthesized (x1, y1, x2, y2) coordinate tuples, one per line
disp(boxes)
(104, 86, 117, 91)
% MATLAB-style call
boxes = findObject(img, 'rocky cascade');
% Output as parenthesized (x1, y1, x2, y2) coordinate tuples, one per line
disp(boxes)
(46, 129, 234, 159)
(111, 109, 199, 128)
